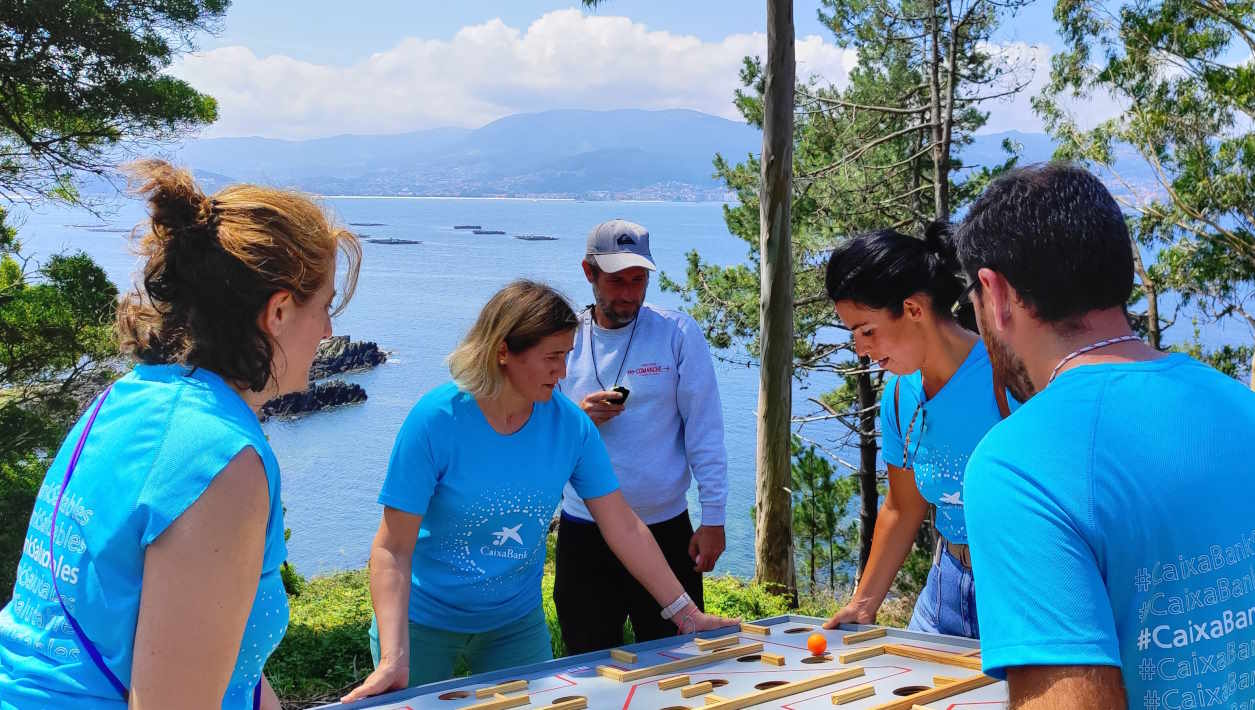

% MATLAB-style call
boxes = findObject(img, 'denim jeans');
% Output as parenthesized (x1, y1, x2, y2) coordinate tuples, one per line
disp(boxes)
(907, 546, 979, 638)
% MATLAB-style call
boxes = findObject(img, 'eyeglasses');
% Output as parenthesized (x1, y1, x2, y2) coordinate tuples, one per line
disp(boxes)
(951, 280, 979, 317)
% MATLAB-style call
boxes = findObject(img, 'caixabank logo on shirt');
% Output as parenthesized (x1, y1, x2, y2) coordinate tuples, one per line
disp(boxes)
(481, 523, 528, 560)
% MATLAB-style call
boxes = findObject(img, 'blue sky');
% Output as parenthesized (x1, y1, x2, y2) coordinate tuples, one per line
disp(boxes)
(203, 1, 1062, 66)
(173, 1, 1070, 139)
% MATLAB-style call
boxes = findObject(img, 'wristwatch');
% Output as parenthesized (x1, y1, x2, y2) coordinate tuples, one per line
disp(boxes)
(660, 592, 693, 620)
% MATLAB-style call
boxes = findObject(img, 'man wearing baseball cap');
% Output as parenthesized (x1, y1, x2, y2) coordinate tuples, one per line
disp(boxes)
(553, 219, 729, 653)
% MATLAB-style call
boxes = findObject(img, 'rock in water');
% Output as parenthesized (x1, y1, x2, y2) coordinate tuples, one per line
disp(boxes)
(261, 380, 366, 422)
(308, 335, 387, 380)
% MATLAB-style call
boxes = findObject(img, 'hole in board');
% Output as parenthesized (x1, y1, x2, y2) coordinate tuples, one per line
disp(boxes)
(708, 679, 728, 688)
(784, 626, 814, 634)
(553, 696, 586, 703)
(755, 680, 789, 690)
(893, 685, 932, 696)
(438, 690, 471, 700)
(736, 654, 762, 662)
(801, 654, 833, 664)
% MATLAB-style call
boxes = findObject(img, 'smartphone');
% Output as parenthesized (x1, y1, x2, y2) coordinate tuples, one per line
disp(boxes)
(611, 385, 631, 405)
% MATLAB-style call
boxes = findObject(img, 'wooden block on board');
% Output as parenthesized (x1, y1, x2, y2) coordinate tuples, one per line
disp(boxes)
(866, 674, 997, 710)
(598, 642, 764, 683)
(705, 694, 730, 705)
(882, 644, 983, 671)
(842, 627, 887, 645)
(838, 645, 887, 664)
(694, 634, 740, 652)
(474, 679, 528, 698)
(761, 652, 786, 666)
(681, 681, 715, 698)
(831, 684, 876, 705)
(538, 699, 588, 710)
(703, 667, 866, 709)
(932, 675, 960, 686)
(961, 648, 982, 657)
(462, 692, 530, 710)
(740, 622, 771, 635)
(609, 648, 637, 664)
(658, 674, 691, 690)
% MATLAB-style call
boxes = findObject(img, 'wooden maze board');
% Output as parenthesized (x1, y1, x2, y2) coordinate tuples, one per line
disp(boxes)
(319, 616, 1007, 710)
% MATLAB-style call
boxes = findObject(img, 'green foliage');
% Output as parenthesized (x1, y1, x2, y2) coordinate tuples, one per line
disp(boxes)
(266, 569, 375, 707)
(1037, 0, 1255, 380)
(0, 1, 226, 196)
(0, 206, 121, 604)
(790, 438, 859, 595)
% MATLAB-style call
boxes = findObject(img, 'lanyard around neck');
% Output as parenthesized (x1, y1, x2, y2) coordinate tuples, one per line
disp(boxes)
(588, 306, 640, 390)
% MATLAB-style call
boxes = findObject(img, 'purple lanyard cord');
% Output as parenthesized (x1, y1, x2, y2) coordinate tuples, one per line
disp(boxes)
(48, 384, 262, 709)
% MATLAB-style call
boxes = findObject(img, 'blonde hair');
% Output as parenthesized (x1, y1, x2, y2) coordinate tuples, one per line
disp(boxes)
(116, 159, 362, 391)
(447, 280, 578, 399)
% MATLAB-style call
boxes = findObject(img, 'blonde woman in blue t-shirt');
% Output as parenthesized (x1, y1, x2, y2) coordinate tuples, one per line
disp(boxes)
(821, 223, 1013, 639)
(0, 161, 361, 709)
(342, 281, 737, 703)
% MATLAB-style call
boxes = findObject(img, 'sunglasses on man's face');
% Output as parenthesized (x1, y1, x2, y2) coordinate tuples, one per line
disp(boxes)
(951, 279, 979, 317)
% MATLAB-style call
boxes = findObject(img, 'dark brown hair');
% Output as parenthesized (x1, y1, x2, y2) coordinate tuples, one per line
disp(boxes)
(117, 160, 362, 391)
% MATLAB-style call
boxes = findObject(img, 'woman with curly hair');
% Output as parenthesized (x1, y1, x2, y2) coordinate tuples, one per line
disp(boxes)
(0, 161, 361, 710)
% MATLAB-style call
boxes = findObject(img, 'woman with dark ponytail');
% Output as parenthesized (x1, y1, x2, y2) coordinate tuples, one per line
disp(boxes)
(820, 222, 1013, 639)
(0, 161, 361, 709)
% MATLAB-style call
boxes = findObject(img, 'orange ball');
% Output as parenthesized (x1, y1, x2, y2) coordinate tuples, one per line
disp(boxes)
(807, 633, 827, 656)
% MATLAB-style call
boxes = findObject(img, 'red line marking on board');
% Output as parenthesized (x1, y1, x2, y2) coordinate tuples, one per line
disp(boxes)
(523, 674, 578, 697)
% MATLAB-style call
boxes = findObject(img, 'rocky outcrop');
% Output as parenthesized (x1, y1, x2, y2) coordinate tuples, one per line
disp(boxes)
(259, 336, 386, 421)
(308, 335, 387, 381)
(261, 380, 366, 422)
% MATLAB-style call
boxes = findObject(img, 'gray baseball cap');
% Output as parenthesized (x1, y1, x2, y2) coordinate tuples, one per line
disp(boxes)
(585, 219, 656, 273)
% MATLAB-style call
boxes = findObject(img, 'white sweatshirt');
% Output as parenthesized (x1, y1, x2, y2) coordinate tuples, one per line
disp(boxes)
(558, 304, 728, 526)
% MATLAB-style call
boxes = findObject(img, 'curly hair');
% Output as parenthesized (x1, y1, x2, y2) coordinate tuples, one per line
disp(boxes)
(116, 160, 362, 391)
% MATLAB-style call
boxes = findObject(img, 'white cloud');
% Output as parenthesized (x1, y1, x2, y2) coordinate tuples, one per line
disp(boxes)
(171, 9, 858, 139)
(172, 10, 1110, 140)
(973, 41, 1125, 135)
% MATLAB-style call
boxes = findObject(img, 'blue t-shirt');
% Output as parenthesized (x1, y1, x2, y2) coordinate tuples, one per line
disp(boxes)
(379, 382, 619, 633)
(0, 364, 288, 710)
(881, 340, 1015, 544)
(965, 354, 1255, 707)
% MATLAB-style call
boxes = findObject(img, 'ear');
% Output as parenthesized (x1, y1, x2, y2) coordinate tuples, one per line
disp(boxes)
(497, 341, 509, 367)
(581, 261, 596, 284)
(976, 268, 1016, 332)
(257, 290, 294, 338)
(901, 294, 927, 322)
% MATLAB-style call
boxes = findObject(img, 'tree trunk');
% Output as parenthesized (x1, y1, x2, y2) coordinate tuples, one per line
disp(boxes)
(754, 0, 797, 600)
(856, 363, 879, 576)
(1131, 241, 1161, 349)
(927, 3, 948, 220)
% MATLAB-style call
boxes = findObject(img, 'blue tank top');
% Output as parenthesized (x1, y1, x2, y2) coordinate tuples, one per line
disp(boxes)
(0, 364, 289, 709)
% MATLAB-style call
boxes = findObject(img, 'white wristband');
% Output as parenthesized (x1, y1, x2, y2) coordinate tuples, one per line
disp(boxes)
(660, 592, 693, 620)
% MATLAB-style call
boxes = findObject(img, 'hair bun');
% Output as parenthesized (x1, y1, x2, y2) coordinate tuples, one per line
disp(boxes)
(922, 220, 960, 272)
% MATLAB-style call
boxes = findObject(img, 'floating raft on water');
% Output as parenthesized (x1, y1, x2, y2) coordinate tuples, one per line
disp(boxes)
(453, 224, 481, 229)
(365, 238, 421, 245)
(515, 234, 557, 241)
(473, 229, 505, 235)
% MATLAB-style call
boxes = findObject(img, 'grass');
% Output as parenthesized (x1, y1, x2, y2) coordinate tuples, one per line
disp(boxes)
(268, 534, 921, 709)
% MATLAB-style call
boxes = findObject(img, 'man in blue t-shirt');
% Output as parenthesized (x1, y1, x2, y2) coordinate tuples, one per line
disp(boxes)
(954, 163, 1255, 709)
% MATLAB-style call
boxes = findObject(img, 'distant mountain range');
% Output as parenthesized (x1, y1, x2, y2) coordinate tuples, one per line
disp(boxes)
(122, 109, 1149, 202)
